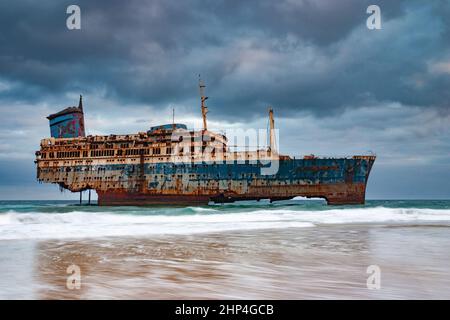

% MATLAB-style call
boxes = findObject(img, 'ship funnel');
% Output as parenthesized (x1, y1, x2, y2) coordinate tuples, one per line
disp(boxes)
(47, 96, 86, 138)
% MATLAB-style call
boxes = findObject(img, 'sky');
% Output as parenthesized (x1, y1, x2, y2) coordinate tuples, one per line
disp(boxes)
(0, 0, 449, 200)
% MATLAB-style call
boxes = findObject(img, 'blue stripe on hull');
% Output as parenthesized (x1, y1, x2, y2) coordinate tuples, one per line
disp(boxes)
(48, 158, 371, 184)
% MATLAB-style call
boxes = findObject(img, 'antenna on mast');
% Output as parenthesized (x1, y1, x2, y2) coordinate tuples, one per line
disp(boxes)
(78, 95, 83, 112)
(198, 74, 208, 131)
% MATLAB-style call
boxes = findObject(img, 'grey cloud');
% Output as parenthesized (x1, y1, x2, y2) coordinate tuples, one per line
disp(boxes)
(1, 0, 448, 120)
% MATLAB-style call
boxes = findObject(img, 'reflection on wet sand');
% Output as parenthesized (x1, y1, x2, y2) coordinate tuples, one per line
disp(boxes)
(29, 225, 450, 299)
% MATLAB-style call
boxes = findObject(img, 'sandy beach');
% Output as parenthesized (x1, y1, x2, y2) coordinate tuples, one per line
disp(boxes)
(1, 217, 449, 299)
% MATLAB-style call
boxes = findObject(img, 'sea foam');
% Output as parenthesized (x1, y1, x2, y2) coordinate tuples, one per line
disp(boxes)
(0, 206, 449, 240)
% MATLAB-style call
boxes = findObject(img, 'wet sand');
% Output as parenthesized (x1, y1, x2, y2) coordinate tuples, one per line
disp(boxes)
(1, 224, 449, 299)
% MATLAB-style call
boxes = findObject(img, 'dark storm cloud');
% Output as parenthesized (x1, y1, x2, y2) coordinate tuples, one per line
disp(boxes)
(0, 0, 449, 119)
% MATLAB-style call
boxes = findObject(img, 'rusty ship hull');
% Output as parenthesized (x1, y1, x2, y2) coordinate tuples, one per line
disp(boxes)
(35, 91, 375, 206)
(37, 147, 375, 205)
(95, 159, 373, 206)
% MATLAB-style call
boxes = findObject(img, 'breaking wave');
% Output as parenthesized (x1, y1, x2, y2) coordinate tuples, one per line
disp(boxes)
(0, 204, 450, 240)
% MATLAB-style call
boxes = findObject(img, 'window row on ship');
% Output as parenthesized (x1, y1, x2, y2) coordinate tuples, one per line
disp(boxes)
(39, 146, 229, 159)
(40, 147, 169, 159)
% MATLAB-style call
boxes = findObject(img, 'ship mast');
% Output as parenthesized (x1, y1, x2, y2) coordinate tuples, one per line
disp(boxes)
(199, 75, 208, 131)
(268, 107, 277, 154)
(172, 107, 175, 129)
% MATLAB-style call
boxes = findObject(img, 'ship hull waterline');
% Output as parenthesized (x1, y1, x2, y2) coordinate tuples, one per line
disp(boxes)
(96, 182, 368, 206)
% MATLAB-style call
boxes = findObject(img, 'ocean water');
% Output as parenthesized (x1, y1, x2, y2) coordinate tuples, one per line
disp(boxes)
(0, 199, 449, 299)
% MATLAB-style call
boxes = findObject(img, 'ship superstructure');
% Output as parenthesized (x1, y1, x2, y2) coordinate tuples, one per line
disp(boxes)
(35, 82, 375, 205)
